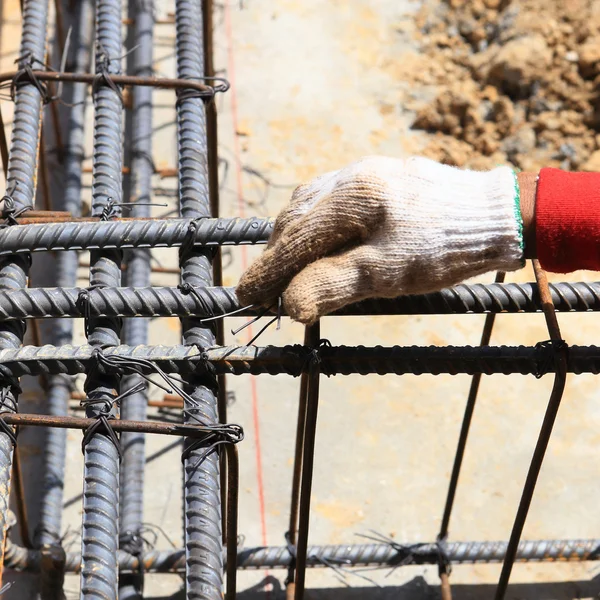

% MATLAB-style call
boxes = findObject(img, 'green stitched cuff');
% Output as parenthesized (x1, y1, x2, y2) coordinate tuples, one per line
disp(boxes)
(512, 169, 525, 267)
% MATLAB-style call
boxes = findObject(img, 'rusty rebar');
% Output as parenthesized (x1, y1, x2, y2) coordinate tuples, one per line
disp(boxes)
(0, 69, 228, 95)
(294, 323, 321, 600)
(439, 271, 507, 541)
(494, 261, 568, 600)
(0, 413, 239, 439)
(286, 327, 312, 599)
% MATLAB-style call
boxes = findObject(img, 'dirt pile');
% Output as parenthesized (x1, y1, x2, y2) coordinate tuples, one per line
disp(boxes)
(408, 0, 600, 170)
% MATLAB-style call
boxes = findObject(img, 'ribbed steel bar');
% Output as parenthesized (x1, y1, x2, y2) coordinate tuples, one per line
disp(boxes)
(201, 0, 228, 540)
(294, 323, 321, 600)
(0, 0, 49, 585)
(0, 70, 227, 95)
(4, 280, 600, 320)
(438, 272, 506, 545)
(176, 0, 223, 596)
(7, 0, 49, 209)
(5, 539, 600, 573)
(36, 0, 94, 553)
(495, 262, 568, 600)
(286, 328, 312, 599)
(119, 2, 154, 599)
(80, 0, 123, 597)
(0, 217, 273, 256)
(2, 343, 600, 376)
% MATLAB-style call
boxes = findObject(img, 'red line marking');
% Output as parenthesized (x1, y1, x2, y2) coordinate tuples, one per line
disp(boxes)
(224, 0, 269, 561)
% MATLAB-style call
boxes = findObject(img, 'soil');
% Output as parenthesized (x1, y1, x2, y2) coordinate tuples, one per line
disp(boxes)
(406, 0, 600, 171)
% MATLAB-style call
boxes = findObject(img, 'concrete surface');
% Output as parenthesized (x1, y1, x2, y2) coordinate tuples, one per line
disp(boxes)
(1, 0, 600, 598)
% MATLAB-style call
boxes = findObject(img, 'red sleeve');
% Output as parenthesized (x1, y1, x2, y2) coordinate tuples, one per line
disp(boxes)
(536, 167, 600, 273)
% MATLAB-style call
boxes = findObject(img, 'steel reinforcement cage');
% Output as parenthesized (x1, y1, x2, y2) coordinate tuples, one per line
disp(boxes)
(0, 1, 597, 600)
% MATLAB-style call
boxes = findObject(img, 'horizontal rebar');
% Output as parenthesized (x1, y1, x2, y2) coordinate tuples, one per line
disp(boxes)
(3, 281, 600, 320)
(5, 539, 600, 573)
(0, 343, 599, 376)
(0, 217, 273, 256)
(0, 413, 236, 438)
(0, 69, 228, 94)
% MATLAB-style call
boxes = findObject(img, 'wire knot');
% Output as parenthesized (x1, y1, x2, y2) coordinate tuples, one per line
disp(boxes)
(180, 422, 244, 465)
(77, 289, 93, 337)
(534, 339, 568, 378)
(175, 76, 230, 106)
(177, 282, 216, 321)
(92, 47, 124, 104)
(119, 528, 145, 557)
(435, 537, 452, 577)
(11, 53, 51, 103)
(0, 378, 20, 447)
(81, 414, 122, 461)
(0, 184, 30, 226)
(99, 197, 122, 220)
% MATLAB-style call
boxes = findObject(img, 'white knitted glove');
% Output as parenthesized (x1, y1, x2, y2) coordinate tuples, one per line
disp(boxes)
(236, 156, 524, 324)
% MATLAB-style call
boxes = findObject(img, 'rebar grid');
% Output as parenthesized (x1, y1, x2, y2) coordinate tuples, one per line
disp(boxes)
(0, 2, 598, 600)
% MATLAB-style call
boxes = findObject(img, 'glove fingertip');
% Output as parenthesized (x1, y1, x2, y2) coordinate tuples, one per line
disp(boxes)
(235, 268, 262, 306)
(283, 289, 320, 325)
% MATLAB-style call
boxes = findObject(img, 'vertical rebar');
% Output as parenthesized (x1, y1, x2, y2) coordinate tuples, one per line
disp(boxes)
(176, 0, 223, 597)
(439, 271, 507, 541)
(294, 323, 321, 600)
(0, 107, 8, 180)
(119, 1, 153, 598)
(80, 0, 124, 597)
(36, 0, 94, 553)
(494, 261, 568, 600)
(285, 328, 311, 600)
(0, 0, 49, 585)
(202, 0, 228, 544)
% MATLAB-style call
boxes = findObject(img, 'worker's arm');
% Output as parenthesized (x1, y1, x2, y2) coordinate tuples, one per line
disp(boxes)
(237, 158, 600, 324)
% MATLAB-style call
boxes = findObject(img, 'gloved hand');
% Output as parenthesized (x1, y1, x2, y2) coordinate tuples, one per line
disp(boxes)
(236, 156, 524, 324)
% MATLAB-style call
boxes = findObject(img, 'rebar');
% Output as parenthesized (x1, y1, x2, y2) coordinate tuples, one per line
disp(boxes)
(286, 328, 313, 599)
(0, 0, 49, 586)
(1, 343, 600, 377)
(119, 2, 154, 598)
(3, 280, 600, 320)
(0, 217, 273, 256)
(0, 69, 228, 95)
(36, 0, 94, 554)
(495, 262, 568, 600)
(5, 539, 600, 573)
(438, 272, 506, 543)
(79, 0, 124, 597)
(294, 323, 321, 600)
(176, 0, 224, 596)
(2, 1, 600, 596)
